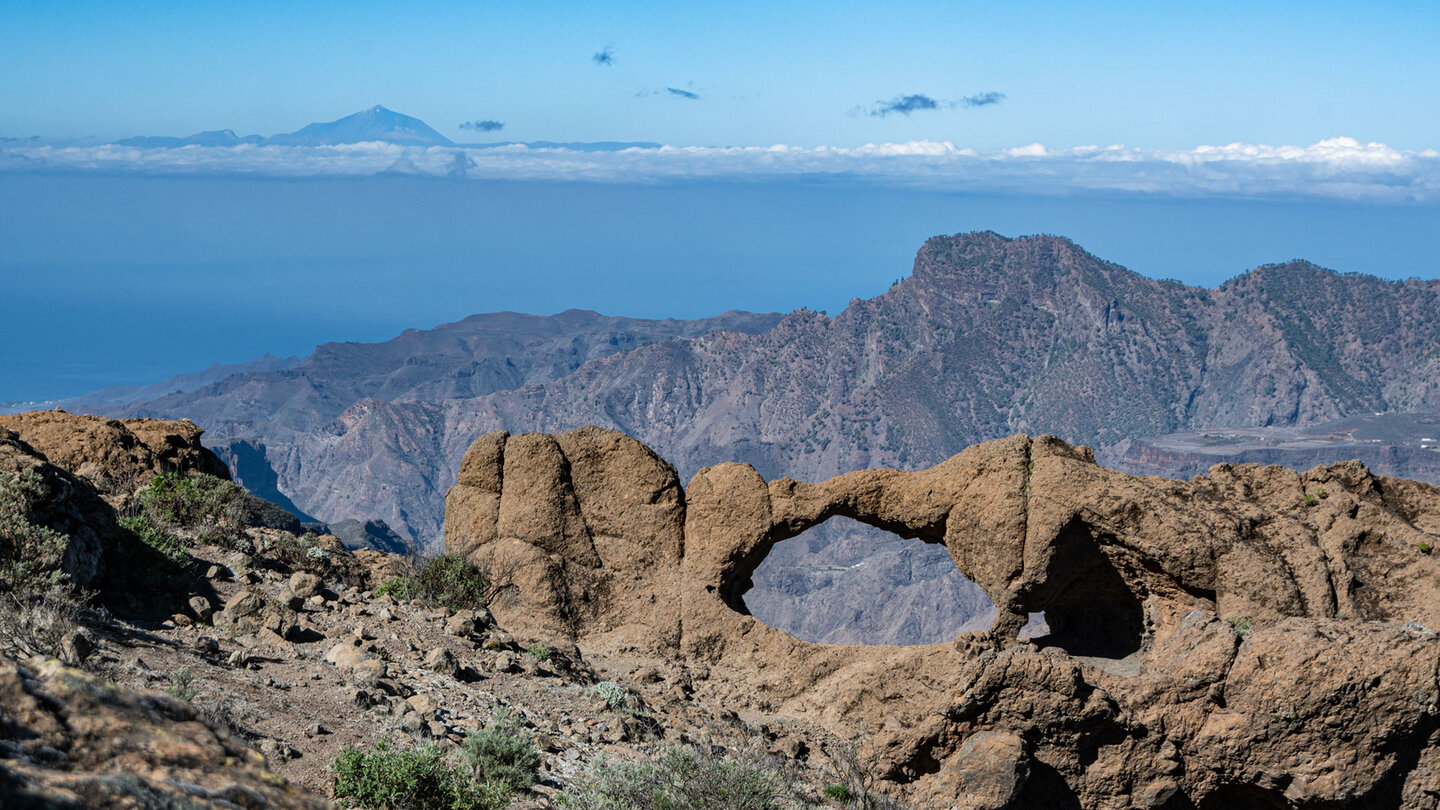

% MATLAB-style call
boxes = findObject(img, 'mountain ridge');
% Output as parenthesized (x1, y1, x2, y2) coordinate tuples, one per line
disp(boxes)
(35, 232, 1440, 548)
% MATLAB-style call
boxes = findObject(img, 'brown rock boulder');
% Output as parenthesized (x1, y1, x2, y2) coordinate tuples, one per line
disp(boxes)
(444, 426, 684, 648)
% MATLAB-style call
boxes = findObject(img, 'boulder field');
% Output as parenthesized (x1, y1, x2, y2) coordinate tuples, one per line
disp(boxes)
(445, 426, 1440, 809)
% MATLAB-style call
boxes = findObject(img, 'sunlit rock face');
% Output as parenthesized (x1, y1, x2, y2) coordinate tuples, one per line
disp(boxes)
(446, 426, 1440, 808)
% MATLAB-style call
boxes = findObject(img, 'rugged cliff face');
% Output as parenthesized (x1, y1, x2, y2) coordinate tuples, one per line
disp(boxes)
(445, 426, 1440, 808)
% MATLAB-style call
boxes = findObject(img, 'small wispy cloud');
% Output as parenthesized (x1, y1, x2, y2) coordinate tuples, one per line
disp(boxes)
(593, 45, 615, 66)
(870, 94, 938, 118)
(864, 91, 1006, 117)
(960, 91, 1005, 107)
(667, 87, 700, 100)
(459, 120, 505, 132)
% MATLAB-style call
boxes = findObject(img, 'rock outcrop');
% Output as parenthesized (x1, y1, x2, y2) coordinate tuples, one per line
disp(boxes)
(0, 411, 230, 588)
(446, 427, 1440, 808)
(0, 410, 229, 504)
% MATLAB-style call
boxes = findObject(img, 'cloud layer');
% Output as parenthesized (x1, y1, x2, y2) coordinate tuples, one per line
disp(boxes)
(3, 137, 1437, 202)
(960, 92, 1005, 107)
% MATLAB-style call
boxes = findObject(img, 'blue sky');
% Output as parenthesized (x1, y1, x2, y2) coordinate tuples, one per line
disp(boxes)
(4, 1, 1439, 150)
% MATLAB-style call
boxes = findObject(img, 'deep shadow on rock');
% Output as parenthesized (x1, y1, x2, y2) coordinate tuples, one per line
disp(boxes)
(446, 426, 1440, 809)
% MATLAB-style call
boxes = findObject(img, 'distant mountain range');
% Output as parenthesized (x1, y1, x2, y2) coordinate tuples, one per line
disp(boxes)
(24, 231, 1440, 552)
(113, 106, 661, 151)
(119, 105, 454, 148)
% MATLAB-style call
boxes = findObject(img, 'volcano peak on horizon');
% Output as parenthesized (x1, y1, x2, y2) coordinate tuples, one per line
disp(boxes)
(118, 105, 455, 148)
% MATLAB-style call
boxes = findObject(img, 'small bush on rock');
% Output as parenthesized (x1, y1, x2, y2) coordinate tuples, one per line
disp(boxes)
(0, 467, 69, 595)
(136, 472, 242, 528)
(166, 666, 197, 702)
(0, 467, 94, 660)
(0, 581, 89, 660)
(375, 576, 418, 601)
(557, 748, 799, 810)
(115, 514, 191, 597)
(595, 681, 627, 711)
(414, 554, 490, 611)
(332, 740, 511, 810)
(461, 710, 541, 793)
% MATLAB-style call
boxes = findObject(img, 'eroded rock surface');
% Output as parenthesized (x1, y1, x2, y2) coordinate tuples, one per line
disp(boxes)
(446, 427, 1440, 808)
(0, 410, 230, 504)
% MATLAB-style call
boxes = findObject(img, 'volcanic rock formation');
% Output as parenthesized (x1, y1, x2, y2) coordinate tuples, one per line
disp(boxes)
(0, 411, 234, 589)
(0, 410, 229, 504)
(446, 426, 1440, 808)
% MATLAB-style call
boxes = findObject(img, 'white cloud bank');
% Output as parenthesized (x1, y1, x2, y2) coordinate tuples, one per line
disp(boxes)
(3, 136, 1437, 202)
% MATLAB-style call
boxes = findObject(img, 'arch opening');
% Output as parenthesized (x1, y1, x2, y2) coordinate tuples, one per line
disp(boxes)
(1027, 516, 1146, 659)
(742, 516, 1044, 646)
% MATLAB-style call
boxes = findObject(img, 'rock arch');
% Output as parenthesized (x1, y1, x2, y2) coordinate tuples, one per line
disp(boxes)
(443, 426, 1440, 809)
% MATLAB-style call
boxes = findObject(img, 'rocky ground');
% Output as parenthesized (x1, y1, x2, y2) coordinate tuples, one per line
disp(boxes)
(0, 412, 877, 808)
(43, 537, 856, 806)
(14, 409, 1440, 809)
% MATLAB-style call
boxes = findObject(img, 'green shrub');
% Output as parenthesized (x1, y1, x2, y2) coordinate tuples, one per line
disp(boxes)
(414, 554, 490, 611)
(823, 784, 854, 802)
(136, 471, 243, 528)
(0, 467, 70, 595)
(526, 643, 551, 661)
(557, 748, 796, 810)
(115, 514, 191, 596)
(1227, 616, 1253, 637)
(461, 711, 541, 793)
(119, 514, 188, 568)
(1420, 543, 1433, 555)
(595, 681, 627, 712)
(332, 740, 510, 810)
(1304, 494, 1318, 507)
(166, 666, 197, 702)
(375, 576, 418, 601)
(0, 467, 96, 659)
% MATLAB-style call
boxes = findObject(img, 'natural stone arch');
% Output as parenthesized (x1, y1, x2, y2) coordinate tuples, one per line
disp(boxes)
(444, 426, 1440, 808)
(716, 495, 958, 621)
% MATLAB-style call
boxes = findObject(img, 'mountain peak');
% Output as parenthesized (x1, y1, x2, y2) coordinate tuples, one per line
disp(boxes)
(267, 106, 454, 147)
(114, 106, 454, 149)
